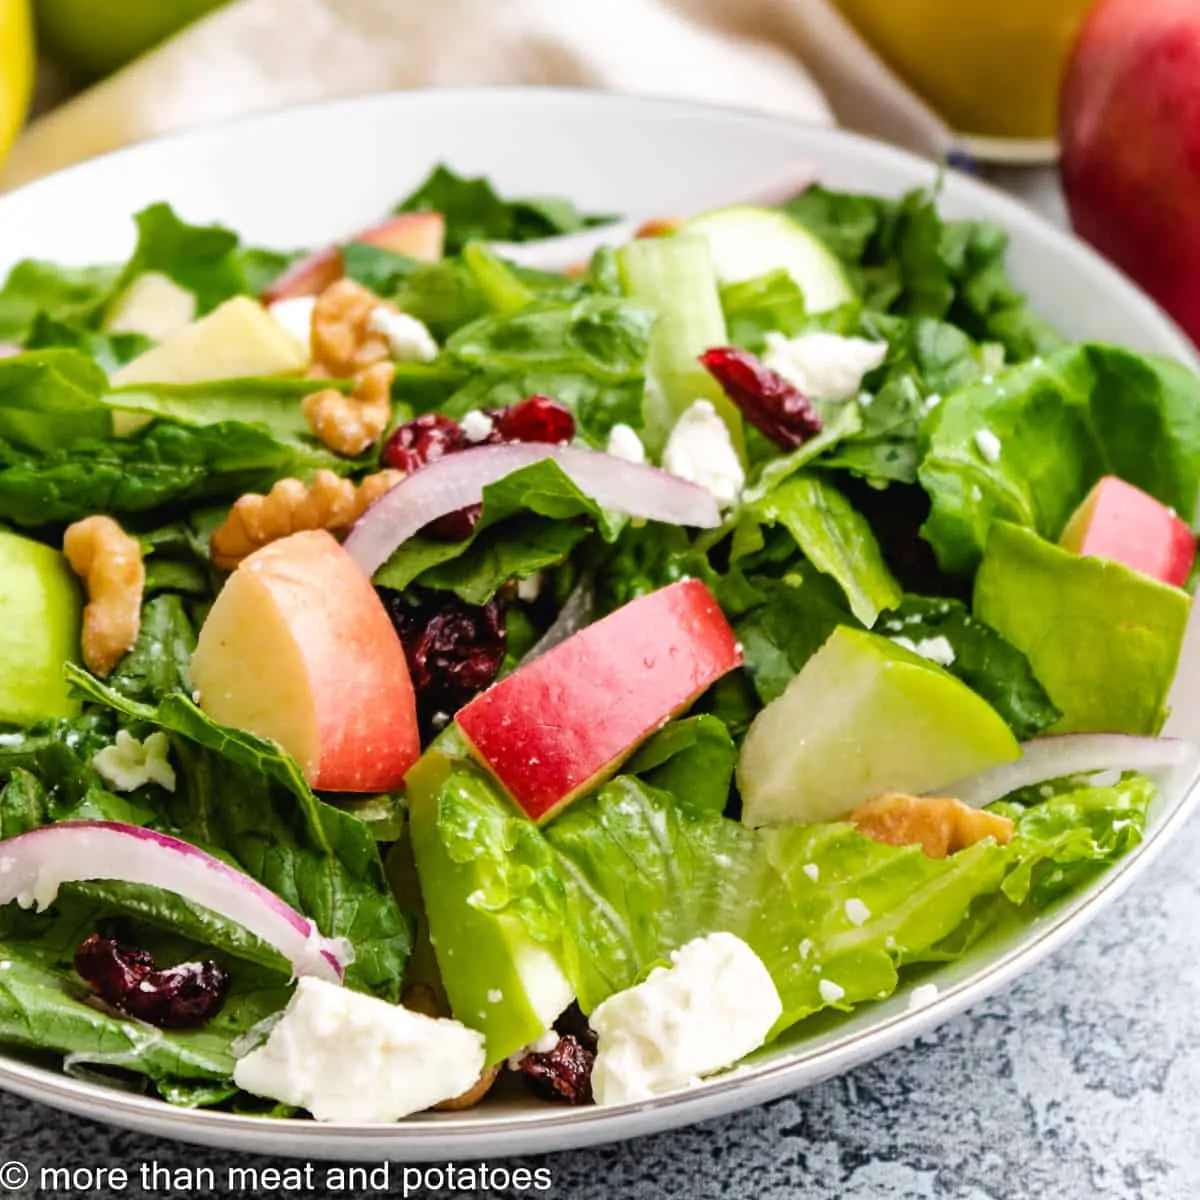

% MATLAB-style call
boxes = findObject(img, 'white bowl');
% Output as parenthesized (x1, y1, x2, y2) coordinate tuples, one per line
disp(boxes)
(0, 88, 1197, 1162)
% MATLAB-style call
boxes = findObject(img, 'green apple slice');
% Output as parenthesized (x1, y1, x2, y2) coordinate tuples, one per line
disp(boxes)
(974, 521, 1188, 735)
(737, 626, 1020, 828)
(0, 531, 82, 724)
(406, 735, 573, 1065)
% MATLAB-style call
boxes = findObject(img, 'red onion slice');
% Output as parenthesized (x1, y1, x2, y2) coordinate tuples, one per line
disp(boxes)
(940, 734, 1198, 809)
(487, 170, 813, 271)
(344, 443, 720, 577)
(0, 821, 351, 982)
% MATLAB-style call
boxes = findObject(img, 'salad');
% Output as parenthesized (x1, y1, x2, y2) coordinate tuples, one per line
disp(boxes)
(0, 162, 1195, 1122)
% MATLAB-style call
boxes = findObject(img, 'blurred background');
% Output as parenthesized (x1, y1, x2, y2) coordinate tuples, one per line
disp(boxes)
(0, 0, 1195, 341)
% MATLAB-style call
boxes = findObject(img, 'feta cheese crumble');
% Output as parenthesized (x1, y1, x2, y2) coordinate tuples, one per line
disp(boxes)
(233, 977, 485, 1122)
(267, 296, 316, 351)
(801, 863, 819, 882)
(461, 410, 495, 443)
(516, 571, 544, 603)
(844, 898, 871, 927)
(762, 331, 887, 400)
(92, 731, 176, 794)
(367, 306, 439, 363)
(605, 422, 646, 464)
(889, 634, 956, 667)
(818, 978, 846, 1004)
(974, 429, 1002, 463)
(662, 401, 744, 508)
(907, 983, 940, 1012)
(589, 932, 781, 1106)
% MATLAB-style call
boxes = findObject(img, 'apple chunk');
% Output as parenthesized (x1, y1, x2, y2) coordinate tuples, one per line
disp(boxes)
(262, 212, 446, 304)
(456, 580, 742, 823)
(190, 530, 419, 792)
(1059, 475, 1196, 588)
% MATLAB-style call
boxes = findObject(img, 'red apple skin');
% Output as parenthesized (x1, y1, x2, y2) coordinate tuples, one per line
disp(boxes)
(456, 580, 743, 823)
(1060, 0, 1200, 344)
(261, 212, 446, 304)
(1060, 475, 1196, 587)
(191, 530, 420, 792)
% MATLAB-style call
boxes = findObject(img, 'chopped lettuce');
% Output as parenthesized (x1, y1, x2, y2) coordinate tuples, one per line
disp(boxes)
(409, 726, 1151, 1049)
(919, 344, 1200, 574)
(738, 472, 902, 627)
(373, 458, 619, 603)
(394, 163, 612, 255)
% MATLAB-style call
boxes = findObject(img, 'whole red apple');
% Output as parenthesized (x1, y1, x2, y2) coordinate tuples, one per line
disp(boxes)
(1060, 0, 1200, 344)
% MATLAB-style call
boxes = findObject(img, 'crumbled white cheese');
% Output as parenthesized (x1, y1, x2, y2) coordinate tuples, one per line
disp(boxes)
(506, 1028, 560, 1070)
(516, 571, 544, 603)
(367, 306, 439, 363)
(801, 863, 819, 882)
(818, 978, 846, 1004)
(461, 410, 496, 443)
(606, 422, 646, 464)
(762, 331, 888, 400)
(92, 731, 176, 794)
(974, 429, 1002, 463)
(889, 634, 956, 667)
(233, 977, 485, 1122)
(844, 898, 871, 927)
(662, 401, 744, 509)
(907, 983, 940, 1012)
(267, 296, 317, 352)
(590, 932, 781, 1106)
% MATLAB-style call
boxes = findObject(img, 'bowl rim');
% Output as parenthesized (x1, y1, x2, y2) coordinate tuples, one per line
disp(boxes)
(0, 85, 1196, 1160)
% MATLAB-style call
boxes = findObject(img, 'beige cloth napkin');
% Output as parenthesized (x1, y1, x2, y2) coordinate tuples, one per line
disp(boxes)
(2, 0, 954, 190)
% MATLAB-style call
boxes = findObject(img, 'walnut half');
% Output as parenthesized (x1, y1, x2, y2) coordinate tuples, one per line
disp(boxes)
(63, 515, 145, 676)
(850, 792, 1014, 859)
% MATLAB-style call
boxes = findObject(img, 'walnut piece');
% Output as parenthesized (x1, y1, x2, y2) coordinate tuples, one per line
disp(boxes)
(210, 468, 403, 570)
(309, 277, 392, 378)
(303, 360, 395, 457)
(63, 515, 145, 677)
(850, 792, 1014, 859)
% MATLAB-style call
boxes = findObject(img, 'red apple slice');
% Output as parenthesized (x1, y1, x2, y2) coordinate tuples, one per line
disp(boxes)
(1059, 475, 1196, 588)
(456, 580, 742, 823)
(190, 530, 419, 793)
(262, 212, 446, 304)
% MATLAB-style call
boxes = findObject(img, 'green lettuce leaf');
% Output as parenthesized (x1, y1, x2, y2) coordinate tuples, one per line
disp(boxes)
(0, 350, 113, 452)
(112, 203, 293, 315)
(25, 314, 151, 373)
(64, 669, 413, 996)
(739, 471, 902, 626)
(0, 260, 119, 345)
(624, 715, 737, 815)
(108, 595, 196, 705)
(373, 458, 616, 603)
(994, 774, 1154, 907)
(784, 186, 1062, 360)
(394, 164, 612, 255)
(918, 344, 1200, 574)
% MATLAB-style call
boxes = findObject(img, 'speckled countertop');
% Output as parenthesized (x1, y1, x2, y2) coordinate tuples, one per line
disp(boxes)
(1, 171, 1194, 1200)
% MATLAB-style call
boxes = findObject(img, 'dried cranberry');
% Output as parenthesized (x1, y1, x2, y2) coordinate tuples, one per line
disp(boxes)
(489, 395, 575, 445)
(382, 413, 469, 474)
(75, 934, 230, 1030)
(516, 1034, 595, 1105)
(380, 590, 507, 717)
(425, 503, 482, 542)
(699, 346, 822, 449)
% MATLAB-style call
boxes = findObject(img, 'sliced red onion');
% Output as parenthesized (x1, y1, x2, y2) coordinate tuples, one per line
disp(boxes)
(344, 444, 720, 576)
(0, 821, 351, 982)
(519, 573, 597, 666)
(488, 170, 814, 271)
(941, 734, 1198, 809)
